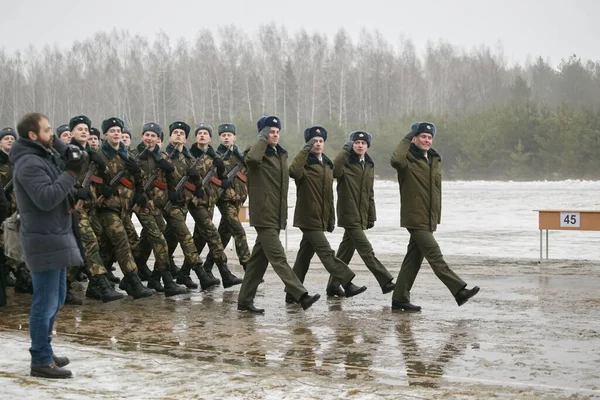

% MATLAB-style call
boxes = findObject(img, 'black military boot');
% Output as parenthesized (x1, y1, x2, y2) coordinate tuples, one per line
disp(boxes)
(326, 285, 345, 297)
(86, 274, 126, 303)
(203, 257, 218, 281)
(160, 269, 188, 297)
(343, 282, 367, 298)
(169, 257, 181, 277)
(147, 269, 165, 293)
(455, 286, 480, 306)
(119, 272, 154, 300)
(30, 363, 72, 379)
(136, 260, 153, 282)
(299, 293, 321, 310)
(193, 263, 220, 290)
(64, 281, 83, 305)
(14, 264, 33, 294)
(176, 261, 198, 289)
(392, 300, 421, 312)
(216, 263, 242, 288)
(381, 280, 396, 294)
(104, 268, 120, 285)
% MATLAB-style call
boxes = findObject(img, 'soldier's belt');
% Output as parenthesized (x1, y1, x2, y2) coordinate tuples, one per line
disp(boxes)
(236, 171, 247, 183)
(91, 175, 104, 184)
(153, 180, 167, 190)
(120, 177, 134, 189)
(183, 181, 196, 191)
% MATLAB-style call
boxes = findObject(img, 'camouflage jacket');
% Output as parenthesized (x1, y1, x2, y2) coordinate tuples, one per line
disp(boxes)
(0, 150, 16, 214)
(69, 138, 101, 210)
(95, 140, 139, 214)
(189, 143, 223, 208)
(215, 144, 248, 205)
(137, 144, 175, 210)
(165, 143, 196, 206)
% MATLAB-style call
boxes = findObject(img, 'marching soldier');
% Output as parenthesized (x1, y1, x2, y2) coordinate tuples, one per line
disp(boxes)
(121, 126, 132, 150)
(158, 121, 220, 290)
(0, 127, 33, 295)
(237, 116, 320, 313)
(132, 122, 187, 296)
(67, 115, 125, 303)
(92, 117, 154, 299)
(390, 122, 479, 311)
(188, 123, 242, 288)
(88, 127, 101, 151)
(200, 123, 251, 278)
(287, 126, 367, 304)
(326, 131, 395, 297)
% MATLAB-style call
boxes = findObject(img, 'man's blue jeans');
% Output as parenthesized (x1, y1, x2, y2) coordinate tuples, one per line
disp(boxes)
(29, 268, 66, 366)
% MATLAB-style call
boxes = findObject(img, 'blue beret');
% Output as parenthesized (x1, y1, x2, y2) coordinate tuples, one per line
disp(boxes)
(69, 115, 92, 131)
(142, 122, 163, 141)
(349, 130, 372, 147)
(102, 117, 125, 134)
(194, 123, 213, 137)
(303, 126, 327, 142)
(169, 121, 191, 138)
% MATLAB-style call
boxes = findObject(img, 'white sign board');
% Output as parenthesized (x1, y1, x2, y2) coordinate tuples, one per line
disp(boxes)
(560, 212, 580, 228)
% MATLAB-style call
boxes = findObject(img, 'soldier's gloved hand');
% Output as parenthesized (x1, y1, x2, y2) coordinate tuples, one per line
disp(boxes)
(257, 126, 271, 141)
(327, 224, 335, 233)
(212, 157, 226, 178)
(186, 165, 199, 179)
(157, 159, 174, 174)
(136, 142, 148, 154)
(74, 187, 90, 201)
(366, 221, 375, 230)
(303, 138, 317, 152)
(99, 183, 114, 199)
(194, 185, 204, 199)
(88, 150, 106, 171)
(124, 157, 141, 174)
(133, 192, 147, 208)
(342, 141, 353, 153)
(168, 189, 182, 205)
(221, 178, 233, 190)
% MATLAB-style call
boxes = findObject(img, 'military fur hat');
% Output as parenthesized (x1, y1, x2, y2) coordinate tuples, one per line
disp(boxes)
(0, 127, 17, 140)
(102, 117, 125, 134)
(194, 123, 213, 137)
(169, 121, 191, 138)
(56, 124, 70, 136)
(349, 130, 372, 147)
(256, 115, 281, 133)
(142, 122, 163, 141)
(411, 121, 436, 137)
(68, 115, 92, 131)
(121, 126, 132, 138)
(218, 123, 235, 136)
(89, 127, 101, 139)
(304, 126, 327, 142)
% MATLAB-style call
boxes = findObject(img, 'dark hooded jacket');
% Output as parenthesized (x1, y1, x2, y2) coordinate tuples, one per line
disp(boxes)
(9, 138, 83, 272)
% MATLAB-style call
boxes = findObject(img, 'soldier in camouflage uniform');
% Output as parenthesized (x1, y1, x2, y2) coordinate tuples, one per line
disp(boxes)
(159, 121, 220, 290)
(88, 127, 101, 151)
(0, 127, 33, 295)
(67, 115, 125, 303)
(131, 122, 187, 296)
(92, 117, 154, 299)
(188, 123, 242, 288)
(200, 123, 250, 278)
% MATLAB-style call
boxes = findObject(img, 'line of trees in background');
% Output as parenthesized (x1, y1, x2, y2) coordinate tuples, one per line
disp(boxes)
(0, 25, 599, 180)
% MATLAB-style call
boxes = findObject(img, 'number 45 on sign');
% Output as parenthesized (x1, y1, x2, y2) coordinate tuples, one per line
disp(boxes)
(560, 212, 580, 228)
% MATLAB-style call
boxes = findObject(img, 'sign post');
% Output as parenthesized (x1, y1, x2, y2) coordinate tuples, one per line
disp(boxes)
(536, 210, 600, 261)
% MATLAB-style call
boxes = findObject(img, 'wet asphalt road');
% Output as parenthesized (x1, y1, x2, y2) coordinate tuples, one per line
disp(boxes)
(1, 253, 599, 399)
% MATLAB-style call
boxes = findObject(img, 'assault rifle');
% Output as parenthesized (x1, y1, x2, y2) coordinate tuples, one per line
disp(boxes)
(216, 158, 244, 199)
(163, 151, 205, 213)
(74, 169, 94, 212)
(130, 147, 175, 213)
(3, 178, 13, 194)
(97, 146, 148, 205)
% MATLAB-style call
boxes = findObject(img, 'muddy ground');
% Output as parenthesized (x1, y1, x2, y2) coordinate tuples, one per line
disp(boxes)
(1, 251, 600, 399)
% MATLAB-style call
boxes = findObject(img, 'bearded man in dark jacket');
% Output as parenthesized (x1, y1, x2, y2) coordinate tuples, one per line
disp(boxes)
(11, 112, 86, 378)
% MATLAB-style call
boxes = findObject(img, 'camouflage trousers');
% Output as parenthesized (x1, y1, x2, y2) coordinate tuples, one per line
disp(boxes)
(74, 209, 107, 277)
(133, 208, 170, 271)
(163, 205, 201, 266)
(201, 201, 250, 267)
(96, 210, 137, 274)
(100, 211, 140, 270)
(190, 204, 228, 267)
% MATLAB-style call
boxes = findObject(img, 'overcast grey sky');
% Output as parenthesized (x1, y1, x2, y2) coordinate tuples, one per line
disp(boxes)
(1, 0, 598, 67)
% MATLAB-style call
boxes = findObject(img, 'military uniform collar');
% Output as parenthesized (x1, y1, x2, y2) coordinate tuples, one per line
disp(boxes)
(69, 138, 91, 151)
(307, 152, 333, 168)
(348, 150, 374, 166)
(265, 143, 287, 156)
(102, 140, 129, 160)
(166, 143, 192, 159)
(409, 142, 441, 161)
(190, 143, 216, 158)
